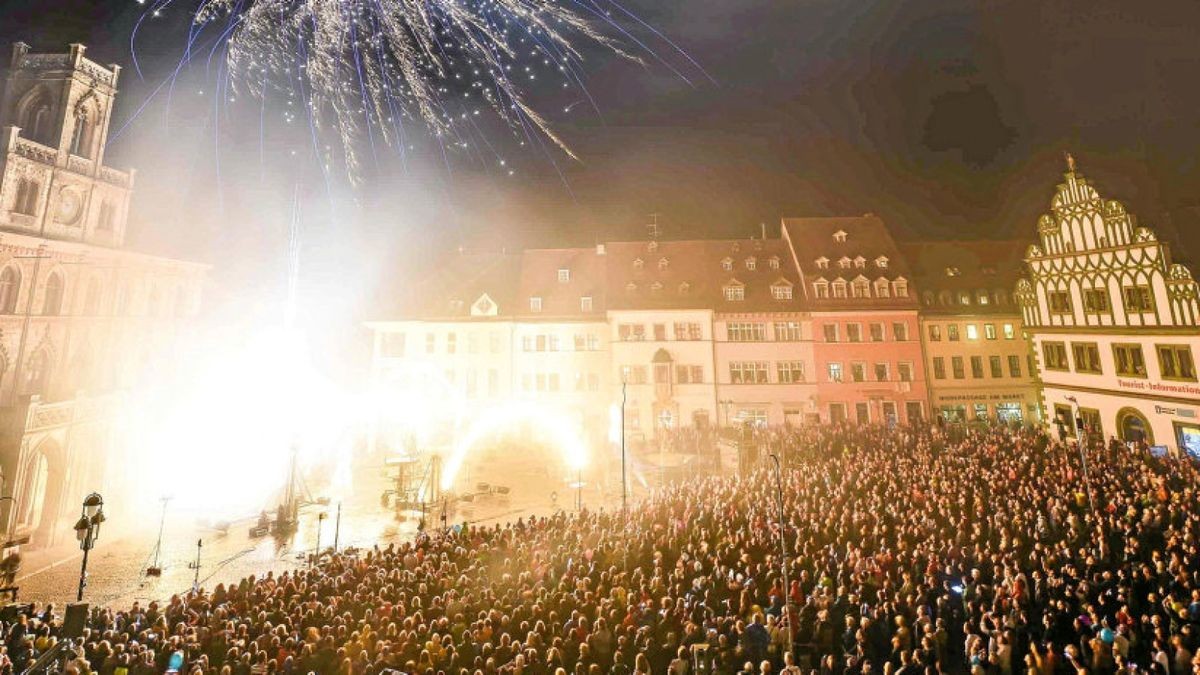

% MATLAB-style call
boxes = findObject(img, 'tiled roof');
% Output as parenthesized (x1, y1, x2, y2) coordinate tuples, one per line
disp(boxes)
(603, 238, 803, 313)
(516, 247, 607, 320)
(781, 215, 917, 311)
(399, 251, 522, 319)
(898, 239, 1026, 316)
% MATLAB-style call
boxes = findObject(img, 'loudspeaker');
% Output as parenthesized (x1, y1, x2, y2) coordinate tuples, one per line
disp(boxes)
(63, 603, 88, 639)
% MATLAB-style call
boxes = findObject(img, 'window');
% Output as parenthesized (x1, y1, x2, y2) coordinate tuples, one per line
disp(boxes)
(721, 258, 733, 271)
(653, 324, 667, 341)
(846, 323, 862, 342)
(984, 324, 997, 340)
(854, 256, 866, 268)
(1083, 288, 1110, 314)
(875, 256, 889, 268)
(833, 230, 847, 242)
(1048, 290, 1072, 314)
(869, 323, 884, 342)
(70, 111, 93, 158)
(1123, 285, 1154, 313)
(678, 282, 690, 295)
(14, 178, 40, 216)
(529, 297, 542, 312)
(928, 325, 942, 342)
(970, 356, 984, 379)
(873, 363, 889, 381)
(1003, 323, 1015, 340)
(1071, 342, 1102, 374)
(621, 365, 648, 384)
(951, 356, 965, 379)
(823, 324, 839, 342)
(729, 361, 768, 384)
(727, 322, 767, 342)
(892, 279, 909, 298)
(966, 324, 979, 340)
(658, 258, 669, 271)
(633, 258, 644, 270)
(898, 362, 913, 382)
(959, 291, 972, 305)
(851, 362, 866, 382)
(674, 322, 702, 341)
(774, 322, 803, 341)
(580, 296, 593, 312)
(874, 278, 891, 298)
(989, 355, 1003, 378)
(1007, 355, 1021, 378)
(815, 257, 829, 269)
(947, 324, 960, 341)
(851, 278, 870, 298)
(574, 334, 600, 351)
(769, 257, 780, 270)
(723, 285, 745, 301)
(446, 332, 457, 354)
(1157, 345, 1196, 381)
(828, 363, 843, 382)
(777, 361, 805, 383)
(832, 280, 847, 298)
(557, 268, 570, 283)
(97, 200, 116, 231)
(676, 365, 704, 384)
(745, 257, 757, 271)
(1042, 342, 1069, 370)
(1112, 343, 1146, 377)
(771, 284, 793, 300)
(892, 322, 908, 341)
(838, 257, 851, 269)
(932, 357, 946, 379)
(813, 280, 829, 298)
(0, 266, 20, 314)
(977, 290, 990, 305)
(618, 324, 645, 341)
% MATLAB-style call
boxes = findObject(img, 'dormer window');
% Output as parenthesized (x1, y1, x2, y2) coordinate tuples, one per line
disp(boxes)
(851, 277, 870, 298)
(625, 282, 637, 292)
(679, 282, 691, 294)
(721, 257, 733, 271)
(873, 277, 891, 298)
(745, 257, 757, 271)
(658, 257, 669, 271)
(530, 296, 543, 312)
(875, 256, 889, 268)
(651, 281, 663, 292)
(633, 258, 644, 269)
(945, 266, 961, 277)
(853, 256, 866, 268)
(723, 285, 745, 301)
(838, 257, 851, 269)
(833, 230, 848, 243)
(813, 279, 830, 299)
(768, 256, 780, 270)
(815, 257, 829, 270)
(893, 278, 908, 298)
(558, 268, 570, 283)
(648, 240, 659, 253)
(450, 299, 465, 311)
(581, 296, 593, 312)
(771, 279, 794, 300)
(832, 279, 848, 298)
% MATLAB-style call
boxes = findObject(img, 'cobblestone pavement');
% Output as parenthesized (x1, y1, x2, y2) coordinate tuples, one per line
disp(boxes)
(13, 459, 618, 609)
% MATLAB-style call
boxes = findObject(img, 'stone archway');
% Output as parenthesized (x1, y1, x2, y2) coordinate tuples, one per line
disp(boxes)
(15, 438, 66, 547)
(1116, 407, 1154, 445)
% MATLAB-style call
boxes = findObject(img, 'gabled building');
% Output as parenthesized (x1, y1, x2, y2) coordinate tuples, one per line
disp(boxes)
(782, 216, 927, 425)
(1017, 156, 1200, 454)
(902, 240, 1041, 424)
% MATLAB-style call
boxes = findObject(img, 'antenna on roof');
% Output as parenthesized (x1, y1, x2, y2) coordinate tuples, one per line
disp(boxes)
(646, 213, 661, 241)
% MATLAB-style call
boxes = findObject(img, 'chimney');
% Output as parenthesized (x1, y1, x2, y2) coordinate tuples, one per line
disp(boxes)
(11, 42, 29, 69)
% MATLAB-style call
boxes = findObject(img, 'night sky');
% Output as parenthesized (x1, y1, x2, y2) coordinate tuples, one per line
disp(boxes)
(3, 0, 1200, 368)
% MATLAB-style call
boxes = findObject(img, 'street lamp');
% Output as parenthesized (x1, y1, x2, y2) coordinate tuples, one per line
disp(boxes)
(767, 454, 794, 660)
(314, 512, 327, 565)
(73, 492, 104, 602)
(1065, 395, 1104, 557)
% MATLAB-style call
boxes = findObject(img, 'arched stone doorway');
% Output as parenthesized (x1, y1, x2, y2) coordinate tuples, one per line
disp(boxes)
(16, 438, 66, 546)
(1116, 407, 1153, 445)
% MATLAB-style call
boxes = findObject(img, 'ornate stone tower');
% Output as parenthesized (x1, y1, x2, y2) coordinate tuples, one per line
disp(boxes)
(0, 42, 133, 247)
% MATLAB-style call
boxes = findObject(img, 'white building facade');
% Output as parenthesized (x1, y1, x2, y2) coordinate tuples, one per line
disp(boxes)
(1017, 157, 1200, 455)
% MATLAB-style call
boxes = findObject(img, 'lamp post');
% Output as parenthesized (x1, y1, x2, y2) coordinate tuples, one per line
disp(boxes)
(767, 454, 793, 660)
(73, 492, 104, 602)
(314, 512, 327, 565)
(1065, 395, 1103, 557)
(621, 380, 628, 513)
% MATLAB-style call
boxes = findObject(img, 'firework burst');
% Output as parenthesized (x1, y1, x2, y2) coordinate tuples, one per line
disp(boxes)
(141, 0, 703, 179)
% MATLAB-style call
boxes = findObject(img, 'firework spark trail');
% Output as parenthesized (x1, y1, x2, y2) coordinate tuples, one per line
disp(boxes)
(124, 0, 701, 180)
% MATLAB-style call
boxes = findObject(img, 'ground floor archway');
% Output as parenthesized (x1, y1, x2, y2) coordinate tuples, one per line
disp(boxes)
(1116, 407, 1153, 445)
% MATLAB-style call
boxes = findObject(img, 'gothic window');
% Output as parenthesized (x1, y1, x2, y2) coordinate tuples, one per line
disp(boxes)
(18, 90, 54, 146)
(0, 267, 20, 314)
(70, 110, 94, 159)
(41, 271, 63, 316)
(13, 178, 40, 216)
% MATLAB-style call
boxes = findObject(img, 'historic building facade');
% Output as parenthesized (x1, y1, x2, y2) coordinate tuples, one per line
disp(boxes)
(0, 43, 206, 546)
(782, 217, 927, 425)
(903, 241, 1042, 424)
(1017, 157, 1200, 455)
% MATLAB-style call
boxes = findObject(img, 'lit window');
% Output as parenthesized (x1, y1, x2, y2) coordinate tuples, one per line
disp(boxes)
(945, 267, 961, 277)
(833, 230, 847, 242)
(771, 284, 792, 300)
(557, 268, 570, 283)
(529, 297, 542, 312)
(745, 257, 757, 271)
(721, 258, 733, 271)
(724, 285, 745, 301)
(892, 279, 909, 298)
(966, 324, 978, 340)
(1003, 323, 1015, 339)
(838, 257, 851, 269)
(813, 280, 829, 298)
(633, 258, 644, 269)
(875, 256, 889, 268)
(815, 257, 829, 269)
(658, 258, 669, 271)
(580, 296, 593, 312)
(769, 257, 780, 270)
(853, 256, 865, 268)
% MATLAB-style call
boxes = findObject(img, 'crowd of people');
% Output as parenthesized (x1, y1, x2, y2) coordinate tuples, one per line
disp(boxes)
(1, 422, 1199, 675)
